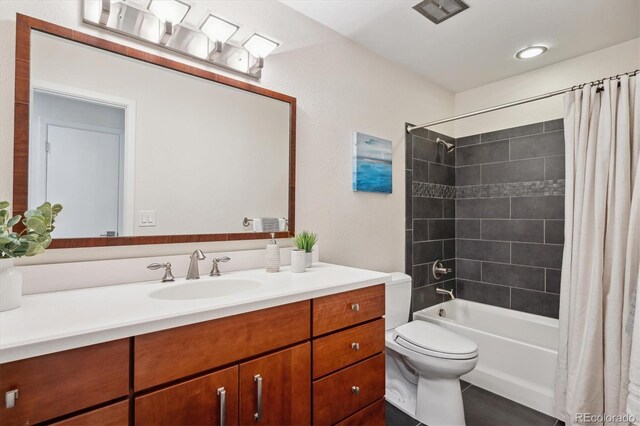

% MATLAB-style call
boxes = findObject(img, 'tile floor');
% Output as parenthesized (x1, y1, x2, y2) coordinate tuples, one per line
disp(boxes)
(386, 381, 559, 426)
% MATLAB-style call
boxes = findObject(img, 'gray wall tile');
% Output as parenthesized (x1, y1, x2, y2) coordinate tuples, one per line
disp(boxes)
(443, 199, 456, 218)
(457, 140, 509, 166)
(412, 263, 432, 288)
(457, 134, 480, 147)
(511, 288, 560, 318)
(406, 133, 413, 168)
(405, 170, 412, 229)
(481, 219, 544, 243)
(512, 196, 564, 219)
(481, 158, 544, 184)
(457, 198, 510, 218)
(511, 243, 563, 268)
(429, 163, 455, 186)
(482, 262, 545, 291)
(510, 131, 564, 160)
(429, 219, 455, 240)
(413, 135, 438, 163)
(545, 220, 564, 244)
(457, 165, 481, 186)
(413, 197, 443, 218)
(405, 230, 412, 274)
(413, 219, 429, 242)
(413, 159, 429, 182)
(457, 219, 480, 239)
(457, 239, 510, 263)
(412, 284, 441, 312)
(414, 240, 443, 264)
(543, 119, 564, 132)
(443, 239, 456, 260)
(456, 280, 510, 308)
(457, 259, 481, 280)
(544, 155, 565, 180)
(481, 123, 543, 143)
(546, 269, 561, 294)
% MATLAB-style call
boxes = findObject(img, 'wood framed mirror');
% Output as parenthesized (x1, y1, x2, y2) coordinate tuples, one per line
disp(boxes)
(13, 14, 296, 249)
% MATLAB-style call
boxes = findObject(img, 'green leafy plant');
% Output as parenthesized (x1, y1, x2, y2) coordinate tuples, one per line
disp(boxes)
(0, 201, 63, 259)
(292, 230, 318, 253)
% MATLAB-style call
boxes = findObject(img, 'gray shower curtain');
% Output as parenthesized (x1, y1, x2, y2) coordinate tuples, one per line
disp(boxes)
(555, 74, 640, 426)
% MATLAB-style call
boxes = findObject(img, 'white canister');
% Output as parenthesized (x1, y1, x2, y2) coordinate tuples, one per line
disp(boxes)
(0, 258, 22, 312)
(291, 249, 306, 273)
(305, 251, 313, 268)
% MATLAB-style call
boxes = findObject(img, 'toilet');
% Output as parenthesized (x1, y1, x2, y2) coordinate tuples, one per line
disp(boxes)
(385, 273, 478, 426)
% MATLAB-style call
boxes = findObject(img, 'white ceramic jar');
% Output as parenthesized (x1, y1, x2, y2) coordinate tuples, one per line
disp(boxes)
(291, 249, 306, 273)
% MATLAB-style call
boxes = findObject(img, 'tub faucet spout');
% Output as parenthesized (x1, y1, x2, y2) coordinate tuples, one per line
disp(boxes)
(436, 287, 455, 300)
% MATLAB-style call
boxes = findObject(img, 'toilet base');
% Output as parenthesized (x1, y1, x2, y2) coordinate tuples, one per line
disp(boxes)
(416, 375, 466, 426)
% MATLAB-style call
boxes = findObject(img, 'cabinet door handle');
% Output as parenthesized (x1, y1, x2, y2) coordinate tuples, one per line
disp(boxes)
(351, 303, 360, 312)
(254, 374, 263, 422)
(351, 342, 360, 351)
(5, 389, 18, 409)
(351, 386, 360, 395)
(217, 387, 226, 426)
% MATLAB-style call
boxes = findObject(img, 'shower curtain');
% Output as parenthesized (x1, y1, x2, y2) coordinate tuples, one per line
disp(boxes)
(555, 74, 640, 426)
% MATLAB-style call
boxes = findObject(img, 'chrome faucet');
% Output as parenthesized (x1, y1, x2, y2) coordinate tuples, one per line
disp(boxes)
(187, 249, 206, 280)
(210, 257, 231, 276)
(436, 287, 456, 300)
(147, 262, 175, 282)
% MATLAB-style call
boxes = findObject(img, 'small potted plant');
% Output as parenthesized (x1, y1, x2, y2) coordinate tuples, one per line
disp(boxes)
(292, 230, 318, 268)
(0, 201, 62, 312)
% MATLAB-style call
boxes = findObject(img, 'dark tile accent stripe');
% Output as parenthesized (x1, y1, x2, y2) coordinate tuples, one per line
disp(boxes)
(413, 182, 456, 199)
(456, 179, 565, 199)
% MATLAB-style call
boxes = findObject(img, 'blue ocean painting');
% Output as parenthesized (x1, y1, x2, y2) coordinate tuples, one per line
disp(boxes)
(353, 132, 392, 194)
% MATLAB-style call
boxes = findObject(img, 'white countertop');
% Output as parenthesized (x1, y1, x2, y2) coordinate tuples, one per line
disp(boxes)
(0, 262, 390, 363)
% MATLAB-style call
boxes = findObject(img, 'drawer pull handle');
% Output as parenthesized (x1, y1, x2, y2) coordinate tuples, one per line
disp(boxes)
(5, 389, 18, 409)
(351, 386, 360, 395)
(351, 342, 360, 351)
(217, 387, 226, 426)
(254, 374, 263, 422)
(351, 303, 360, 312)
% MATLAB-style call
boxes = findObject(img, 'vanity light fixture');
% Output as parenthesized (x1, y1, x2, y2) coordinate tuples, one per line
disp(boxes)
(243, 33, 280, 58)
(515, 45, 547, 59)
(147, 0, 190, 26)
(83, 0, 277, 78)
(200, 14, 239, 60)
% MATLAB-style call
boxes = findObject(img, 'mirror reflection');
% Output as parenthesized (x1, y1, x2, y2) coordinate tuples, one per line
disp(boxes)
(29, 31, 291, 239)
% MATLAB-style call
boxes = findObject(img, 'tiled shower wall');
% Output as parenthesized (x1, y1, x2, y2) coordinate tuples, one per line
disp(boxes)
(406, 119, 565, 318)
(405, 127, 457, 313)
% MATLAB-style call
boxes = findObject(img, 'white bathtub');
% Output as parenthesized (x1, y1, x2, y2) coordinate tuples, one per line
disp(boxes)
(413, 299, 558, 416)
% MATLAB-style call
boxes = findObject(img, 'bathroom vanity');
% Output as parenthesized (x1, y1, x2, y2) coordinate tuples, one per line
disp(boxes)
(0, 264, 388, 425)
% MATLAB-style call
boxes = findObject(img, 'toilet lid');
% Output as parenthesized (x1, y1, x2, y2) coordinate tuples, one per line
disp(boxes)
(393, 321, 478, 358)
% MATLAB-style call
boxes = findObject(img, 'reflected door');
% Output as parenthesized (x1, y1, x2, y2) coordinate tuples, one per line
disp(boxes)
(46, 125, 121, 238)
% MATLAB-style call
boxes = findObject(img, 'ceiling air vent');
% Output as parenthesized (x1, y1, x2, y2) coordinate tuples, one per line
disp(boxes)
(413, 0, 469, 24)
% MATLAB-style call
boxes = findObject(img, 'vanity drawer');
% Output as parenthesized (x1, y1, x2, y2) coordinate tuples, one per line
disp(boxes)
(0, 339, 129, 425)
(312, 353, 385, 425)
(335, 398, 385, 426)
(134, 301, 310, 390)
(51, 401, 129, 426)
(312, 318, 384, 378)
(312, 285, 385, 336)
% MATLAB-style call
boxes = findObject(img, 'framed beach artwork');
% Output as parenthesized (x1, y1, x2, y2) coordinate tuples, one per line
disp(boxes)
(352, 132, 392, 194)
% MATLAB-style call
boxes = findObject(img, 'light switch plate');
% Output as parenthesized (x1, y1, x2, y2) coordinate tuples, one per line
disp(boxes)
(138, 210, 156, 227)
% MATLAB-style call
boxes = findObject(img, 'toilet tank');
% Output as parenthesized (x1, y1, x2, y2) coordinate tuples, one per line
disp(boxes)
(385, 272, 412, 331)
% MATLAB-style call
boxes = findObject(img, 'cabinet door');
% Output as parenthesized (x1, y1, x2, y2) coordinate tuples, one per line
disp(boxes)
(239, 342, 310, 426)
(51, 401, 128, 426)
(135, 366, 238, 426)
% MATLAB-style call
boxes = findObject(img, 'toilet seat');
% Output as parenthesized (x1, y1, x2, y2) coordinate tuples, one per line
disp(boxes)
(393, 321, 478, 360)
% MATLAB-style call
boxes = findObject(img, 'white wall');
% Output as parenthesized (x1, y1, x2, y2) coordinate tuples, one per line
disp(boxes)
(452, 38, 640, 137)
(0, 1, 454, 271)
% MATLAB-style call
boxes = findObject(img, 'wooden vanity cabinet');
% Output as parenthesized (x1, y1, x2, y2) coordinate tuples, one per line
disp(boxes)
(51, 401, 129, 426)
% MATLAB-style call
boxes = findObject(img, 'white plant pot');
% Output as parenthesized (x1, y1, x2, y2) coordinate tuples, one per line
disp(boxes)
(0, 259, 22, 312)
(305, 252, 313, 268)
(291, 250, 306, 273)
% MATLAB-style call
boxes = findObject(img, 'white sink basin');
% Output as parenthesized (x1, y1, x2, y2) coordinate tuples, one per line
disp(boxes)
(150, 278, 262, 300)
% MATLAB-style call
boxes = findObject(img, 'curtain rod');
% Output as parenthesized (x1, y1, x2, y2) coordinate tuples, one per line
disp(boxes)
(406, 69, 640, 134)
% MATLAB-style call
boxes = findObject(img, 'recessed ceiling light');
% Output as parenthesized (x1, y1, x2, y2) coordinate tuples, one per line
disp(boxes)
(515, 45, 548, 60)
